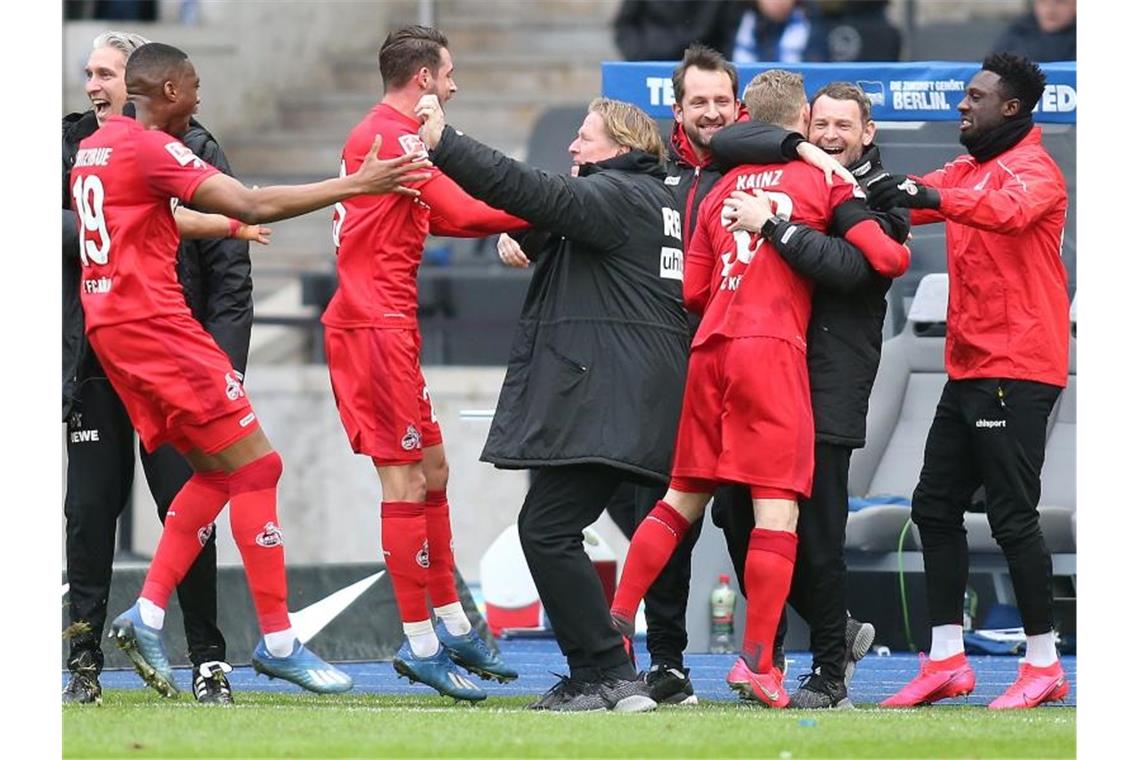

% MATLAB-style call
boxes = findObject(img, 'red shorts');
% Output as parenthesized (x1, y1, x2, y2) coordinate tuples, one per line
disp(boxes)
(671, 336, 814, 498)
(87, 314, 258, 455)
(324, 327, 443, 464)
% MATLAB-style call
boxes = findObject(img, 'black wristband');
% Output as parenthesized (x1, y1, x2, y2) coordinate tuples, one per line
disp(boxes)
(760, 216, 781, 240)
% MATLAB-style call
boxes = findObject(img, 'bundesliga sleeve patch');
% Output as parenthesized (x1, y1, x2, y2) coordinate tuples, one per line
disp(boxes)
(398, 133, 429, 158)
(164, 141, 206, 168)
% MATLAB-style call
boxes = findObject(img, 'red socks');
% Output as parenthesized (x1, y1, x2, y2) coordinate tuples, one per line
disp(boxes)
(228, 452, 291, 634)
(742, 528, 798, 673)
(140, 470, 230, 609)
(424, 490, 460, 608)
(381, 500, 430, 623)
(611, 500, 691, 622)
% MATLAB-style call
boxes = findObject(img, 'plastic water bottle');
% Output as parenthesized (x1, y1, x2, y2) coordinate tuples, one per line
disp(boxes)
(963, 586, 978, 632)
(709, 574, 736, 653)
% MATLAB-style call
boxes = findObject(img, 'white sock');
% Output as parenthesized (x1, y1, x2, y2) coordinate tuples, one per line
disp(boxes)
(929, 624, 965, 661)
(1024, 632, 1058, 667)
(137, 598, 165, 630)
(263, 628, 297, 658)
(435, 602, 472, 636)
(404, 619, 440, 658)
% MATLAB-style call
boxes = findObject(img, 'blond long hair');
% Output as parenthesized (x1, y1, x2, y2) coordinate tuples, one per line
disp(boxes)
(588, 97, 665, 163)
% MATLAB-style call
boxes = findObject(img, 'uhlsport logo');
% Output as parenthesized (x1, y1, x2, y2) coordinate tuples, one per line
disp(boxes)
(255, 521, 284, 548)
(401, 424, 422, 451)
(975, 418, 1007, 429)
(416, 539, 430, 569)
(197, 522, 215, 547)
(224, 370, 246, 401)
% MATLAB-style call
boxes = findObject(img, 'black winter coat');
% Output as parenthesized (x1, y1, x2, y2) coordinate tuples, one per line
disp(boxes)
(710, 122, 910, 448)
(62, 113, 253, 420)
(429, 126, 690, 482)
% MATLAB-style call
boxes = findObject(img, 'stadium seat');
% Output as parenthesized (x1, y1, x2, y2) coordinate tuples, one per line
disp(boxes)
(847, 274, 949, 552)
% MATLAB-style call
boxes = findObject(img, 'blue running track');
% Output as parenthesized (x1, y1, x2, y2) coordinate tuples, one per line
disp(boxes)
(70, 637, 1076, 707)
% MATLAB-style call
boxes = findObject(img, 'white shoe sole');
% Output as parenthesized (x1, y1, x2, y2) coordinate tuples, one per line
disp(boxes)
(612, 695, 658, 712)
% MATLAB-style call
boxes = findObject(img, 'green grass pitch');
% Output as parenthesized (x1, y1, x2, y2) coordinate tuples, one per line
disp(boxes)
(64, 691, 1075, 758)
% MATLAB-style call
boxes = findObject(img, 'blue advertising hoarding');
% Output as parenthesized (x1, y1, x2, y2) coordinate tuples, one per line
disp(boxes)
(601, 61, 1076, 124)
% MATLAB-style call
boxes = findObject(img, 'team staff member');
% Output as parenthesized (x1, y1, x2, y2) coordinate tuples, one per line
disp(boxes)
(62, 30, 256, 706)
(418, 95, 687, 713)
(609, 70, 910, 709)
(869, 53, 1071, 710)
(706, 82, 909, 709)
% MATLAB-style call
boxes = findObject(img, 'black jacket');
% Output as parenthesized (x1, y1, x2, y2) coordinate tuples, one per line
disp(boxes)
(62, 113, 253, 420)
(710, 122, 910, 448)
(991, 13, 1076, 63)
(430, 126, 690, 482)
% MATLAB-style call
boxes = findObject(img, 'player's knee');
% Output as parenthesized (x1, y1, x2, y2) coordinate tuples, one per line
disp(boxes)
(229, 451, 284, 493)
(425, 459, 449, 492)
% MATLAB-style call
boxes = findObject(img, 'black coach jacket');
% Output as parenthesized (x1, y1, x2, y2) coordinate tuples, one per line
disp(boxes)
(429, 126, 690, 482)
(61, 113, 253, 420)
(710, 123, 910, 448)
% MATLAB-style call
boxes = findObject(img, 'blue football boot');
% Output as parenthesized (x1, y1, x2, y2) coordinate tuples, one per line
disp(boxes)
(392, 641, 487, 702)
(108, 603, 179, 698)
(251, 639, 354, 694)
(436, 623, 519, 683)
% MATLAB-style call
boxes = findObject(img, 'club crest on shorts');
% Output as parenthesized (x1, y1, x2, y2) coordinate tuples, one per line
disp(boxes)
(401, 424, 422, 451)
(197, 522, 215, 547)
(255, 521, 283, 548)
(224, 370, 246, 401)
(416, 539, 430, 568)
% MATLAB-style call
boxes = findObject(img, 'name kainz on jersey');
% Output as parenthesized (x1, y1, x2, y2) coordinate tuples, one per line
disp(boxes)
(736, 169, 784, 191)
(74, 147, 113, 167)
(83, 277, 112, 293)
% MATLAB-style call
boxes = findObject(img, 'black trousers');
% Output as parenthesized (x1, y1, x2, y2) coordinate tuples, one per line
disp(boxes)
(605, 481, 703, 670)
(65, 378, 225, 673)
(712, 442, 853, 680)
(911, 378, 1060, 635)
(518, 464, 639, 680)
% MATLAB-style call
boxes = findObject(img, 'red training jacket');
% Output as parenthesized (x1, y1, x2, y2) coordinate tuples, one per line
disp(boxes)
(911, 127, 1070, 387)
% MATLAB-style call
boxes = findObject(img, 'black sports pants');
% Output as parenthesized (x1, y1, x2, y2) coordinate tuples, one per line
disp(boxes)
(605, 481, 703, 670)
(518, 464, 642, 680)
(65, 377, 225, 673)
(712, 442, 853, 680)
(911, 378, 1061, 636)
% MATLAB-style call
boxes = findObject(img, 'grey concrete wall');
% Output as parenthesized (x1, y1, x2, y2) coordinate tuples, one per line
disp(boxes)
(119, 365, 632, 583)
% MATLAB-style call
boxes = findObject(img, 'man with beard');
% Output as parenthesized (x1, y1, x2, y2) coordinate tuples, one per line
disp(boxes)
(868, 53, 1070, 710)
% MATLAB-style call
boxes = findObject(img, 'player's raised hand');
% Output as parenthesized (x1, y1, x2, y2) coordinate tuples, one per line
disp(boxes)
(795, 141, 857, 187)
(415, 94, 446, 150)
(724, 190, 774, 233)
(235, 224, 272, 245)
(497, 233, 530, 268)
(356, 134, 433, 197)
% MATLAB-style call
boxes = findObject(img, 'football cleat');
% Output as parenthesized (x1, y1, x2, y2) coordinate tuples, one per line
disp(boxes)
(62, 670, 102, 705)
(988, 660, 1069, 710)
(193, 660, 235, 705)
(109, 603, 179, 698)
(881, 652, 976, 707)
(726, 656, 757, 701)
(392, 641, 487, 702)
(727, 657, 788, 708)
(251, 640, 353, 694)
(435, 623, 518, 683)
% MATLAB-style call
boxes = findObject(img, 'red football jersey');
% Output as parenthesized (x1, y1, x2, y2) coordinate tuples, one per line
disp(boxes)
(687, 162, 859, 350)
(323, 103, 524, 330)
(69, 116, 219, 330)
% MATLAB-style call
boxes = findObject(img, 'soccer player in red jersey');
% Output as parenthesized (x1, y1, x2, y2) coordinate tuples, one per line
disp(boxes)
(72, 42, 431, 697)
(323, 26, 527, 701)
(609, 70, 910, 708)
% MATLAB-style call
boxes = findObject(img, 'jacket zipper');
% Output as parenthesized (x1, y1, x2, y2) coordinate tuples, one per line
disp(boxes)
(682, 166, 701, 252)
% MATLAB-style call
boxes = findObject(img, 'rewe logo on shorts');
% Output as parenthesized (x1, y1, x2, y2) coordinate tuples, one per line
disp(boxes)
(416, 539, 430, 569)
(401, 424, 422, 451)
(224, 371, 246, 401)
(255, 521, 284, 548)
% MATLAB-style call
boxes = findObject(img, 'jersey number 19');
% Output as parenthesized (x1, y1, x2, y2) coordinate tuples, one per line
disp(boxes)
(71, 175, 110, 267)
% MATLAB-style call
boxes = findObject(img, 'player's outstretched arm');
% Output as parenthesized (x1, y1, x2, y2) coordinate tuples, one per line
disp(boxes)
(189, 136, 432, 224)
(174, 207, 271, 244)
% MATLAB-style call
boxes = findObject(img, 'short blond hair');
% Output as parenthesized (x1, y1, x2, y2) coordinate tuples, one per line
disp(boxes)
(588, 97, 665, 163)
(743, 69, 807, 130)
